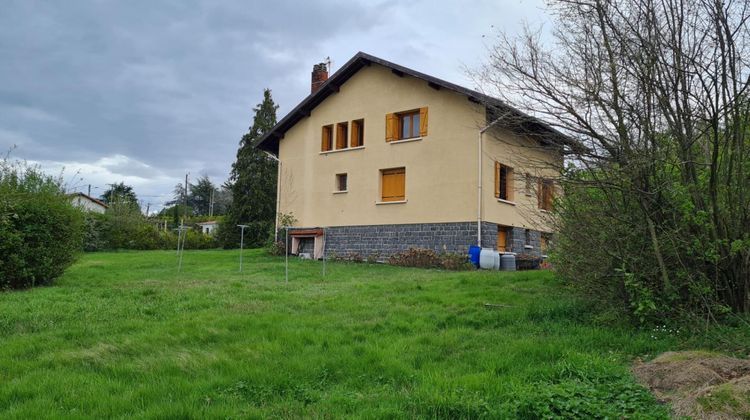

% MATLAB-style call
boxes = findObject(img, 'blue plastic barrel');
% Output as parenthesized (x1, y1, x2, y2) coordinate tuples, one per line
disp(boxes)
(468, 245, 481, 267)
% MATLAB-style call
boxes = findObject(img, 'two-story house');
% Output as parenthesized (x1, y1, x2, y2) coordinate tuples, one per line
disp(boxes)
(256, 52, 572, 260)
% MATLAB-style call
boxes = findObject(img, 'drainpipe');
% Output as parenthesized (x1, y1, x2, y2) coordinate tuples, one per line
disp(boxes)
(477, 116, 505, 247)
(264, 151, 282, 242)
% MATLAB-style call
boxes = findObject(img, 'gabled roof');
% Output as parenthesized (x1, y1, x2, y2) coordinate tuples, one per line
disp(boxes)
(70, 192, 109, 208)
(255, 51, 575, 154)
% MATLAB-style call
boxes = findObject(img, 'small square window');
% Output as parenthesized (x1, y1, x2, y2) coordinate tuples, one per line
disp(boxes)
(335, 173, 348, 192)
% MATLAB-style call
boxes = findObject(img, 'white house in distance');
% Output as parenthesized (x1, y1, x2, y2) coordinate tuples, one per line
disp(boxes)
(197, 221, 218, 236)
(70, 192, 108, 214)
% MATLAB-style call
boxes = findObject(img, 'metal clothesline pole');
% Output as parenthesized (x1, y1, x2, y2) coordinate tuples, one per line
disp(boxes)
(285, 227, 289, 284)
(237, 224, 249, 273)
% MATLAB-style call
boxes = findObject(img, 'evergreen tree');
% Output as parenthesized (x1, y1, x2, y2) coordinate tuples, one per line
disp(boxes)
(101, 182, 139, 211)
(218, 89, 278, 248)
(190, 175, 217, 216)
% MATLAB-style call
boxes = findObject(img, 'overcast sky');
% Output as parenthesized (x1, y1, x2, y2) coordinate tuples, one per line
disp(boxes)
(0, 0, 548, 213)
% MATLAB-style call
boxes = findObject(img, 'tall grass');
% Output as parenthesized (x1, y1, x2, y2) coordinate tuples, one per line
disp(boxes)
(0, 250, 739, 417)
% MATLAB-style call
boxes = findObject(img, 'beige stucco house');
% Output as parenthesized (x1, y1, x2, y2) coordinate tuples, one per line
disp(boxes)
(256, 52, 572, 259)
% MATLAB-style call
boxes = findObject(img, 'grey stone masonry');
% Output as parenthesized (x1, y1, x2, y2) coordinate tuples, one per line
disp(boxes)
(286, 221, 518, 260)
(509, 227, 542, 256)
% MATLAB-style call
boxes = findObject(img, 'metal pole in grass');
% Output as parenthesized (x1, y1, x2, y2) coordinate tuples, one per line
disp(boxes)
(237, 224, 249, 273)
(285, 227, 289, 284)
(322, 227, 326, 277)
(177, 225, 187, 273)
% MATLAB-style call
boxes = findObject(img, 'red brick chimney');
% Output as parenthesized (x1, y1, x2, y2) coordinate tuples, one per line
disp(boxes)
(311, 62, 328, 93)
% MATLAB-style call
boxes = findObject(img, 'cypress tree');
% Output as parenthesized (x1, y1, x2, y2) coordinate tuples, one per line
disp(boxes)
(218, 89, 278, 248)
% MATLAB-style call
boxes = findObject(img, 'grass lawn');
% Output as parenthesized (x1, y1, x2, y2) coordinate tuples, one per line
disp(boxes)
(0, 249, 723, 418)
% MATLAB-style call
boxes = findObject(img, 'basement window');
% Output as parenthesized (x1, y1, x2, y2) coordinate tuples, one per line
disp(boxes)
(335, 173, 348, 192)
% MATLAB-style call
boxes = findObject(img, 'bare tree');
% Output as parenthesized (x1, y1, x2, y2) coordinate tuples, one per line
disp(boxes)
(477, 0, 750, 316)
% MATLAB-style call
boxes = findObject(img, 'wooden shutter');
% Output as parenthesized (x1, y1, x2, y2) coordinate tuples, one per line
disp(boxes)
(419, 107, 428, 137)
(385, 113, 398, 142)
(497, 229, 507, 252)
(537, 178, 543, 208)
(543, 180, 554, 210)
(335, 123, 347, 149)
(494, 162, 500, 198)
(321, 126, 331, 151)
(351, 120, 361, 147)
(381, 168, 405, 201)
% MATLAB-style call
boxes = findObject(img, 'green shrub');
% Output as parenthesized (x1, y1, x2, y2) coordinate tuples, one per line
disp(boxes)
(0, 159, 84, 289)
(82, 212, 107, 252)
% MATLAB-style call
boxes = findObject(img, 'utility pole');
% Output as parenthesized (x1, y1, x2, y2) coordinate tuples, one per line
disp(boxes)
(209, 189, 214, 218)
(145, 203, 150, 216)
(183, 173, 189, 226)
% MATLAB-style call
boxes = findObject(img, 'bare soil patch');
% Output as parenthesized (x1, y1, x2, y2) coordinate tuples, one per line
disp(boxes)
(633, 351, 750, 419)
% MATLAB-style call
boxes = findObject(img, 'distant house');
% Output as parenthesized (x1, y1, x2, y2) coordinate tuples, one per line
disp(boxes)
(197, 221, 218, 236)
(70, 192, 108, 214)
(255, 52, 573, 260)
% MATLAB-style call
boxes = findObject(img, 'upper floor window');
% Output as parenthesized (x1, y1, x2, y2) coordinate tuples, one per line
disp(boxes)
(351, 119, 364, 147)
(321, 119, 364, 152)
(321, 125, 333, 151)
(385, 107, 428, 142)
(336, 122, 348, 149)
(538, 179, 554, 211)
(495, 162, 514, 202)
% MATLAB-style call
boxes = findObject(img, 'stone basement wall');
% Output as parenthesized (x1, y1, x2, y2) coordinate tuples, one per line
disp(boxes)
(286, 222, 543, 260)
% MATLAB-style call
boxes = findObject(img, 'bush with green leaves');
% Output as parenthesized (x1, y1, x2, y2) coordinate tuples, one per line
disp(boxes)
(0, 159, 84, 289)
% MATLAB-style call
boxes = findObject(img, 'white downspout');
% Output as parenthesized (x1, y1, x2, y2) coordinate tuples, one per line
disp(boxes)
(264, 151, 282, 242)
(477, 116, 504, 247)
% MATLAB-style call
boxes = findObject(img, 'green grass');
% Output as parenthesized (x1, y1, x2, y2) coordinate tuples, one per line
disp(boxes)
(0, 250, 686, 418)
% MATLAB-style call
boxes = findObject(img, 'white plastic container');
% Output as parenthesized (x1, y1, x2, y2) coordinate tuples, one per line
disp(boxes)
(479, 248, 500, 270)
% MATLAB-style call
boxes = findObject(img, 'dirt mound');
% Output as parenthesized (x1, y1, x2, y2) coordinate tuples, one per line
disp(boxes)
(633, 351, 750, 419)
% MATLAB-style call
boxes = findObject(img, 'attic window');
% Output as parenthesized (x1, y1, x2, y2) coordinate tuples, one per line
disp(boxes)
(336, 122, 348, 149)
(351, 119, 364, 147)
(386, 107, 428, 142)
(321, 125, 333, 151)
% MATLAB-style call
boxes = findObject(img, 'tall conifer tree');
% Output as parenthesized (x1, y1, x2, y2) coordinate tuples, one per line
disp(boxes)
(218, 89, 278, 248)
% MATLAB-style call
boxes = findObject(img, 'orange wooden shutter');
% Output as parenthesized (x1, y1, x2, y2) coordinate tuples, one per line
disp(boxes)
(321, 126, 331, 151)
(382, 168, 405, 201)
(494, 162, 500, 198)
(385, 113, 397, 142)
(497, 229, 507, 252)
(419, 107, 428, 137)
(336, 123, 347, 149)
(351, 121, 360, 147)
(537, 178, 543, 208)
